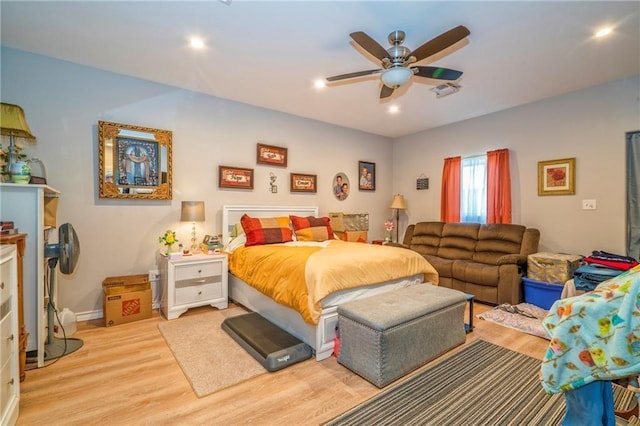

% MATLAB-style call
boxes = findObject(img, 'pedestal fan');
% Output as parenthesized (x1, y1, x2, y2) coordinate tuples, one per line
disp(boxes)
(43, 223, 82, 361)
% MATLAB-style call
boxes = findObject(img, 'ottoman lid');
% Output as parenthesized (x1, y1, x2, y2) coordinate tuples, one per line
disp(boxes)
(337, 284, 466, 331)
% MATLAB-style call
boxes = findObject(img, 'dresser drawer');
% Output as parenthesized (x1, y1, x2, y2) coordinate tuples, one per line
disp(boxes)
(174, 261, 222, 281)
(0, 258, 11, 307)
(0, 356, 17, 420)
(0, 310, 14, 363)
(175, 280, 223, 305)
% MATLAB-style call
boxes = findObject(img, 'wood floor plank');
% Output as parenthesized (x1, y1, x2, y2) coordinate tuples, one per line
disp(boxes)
(18, 303, 549, 425)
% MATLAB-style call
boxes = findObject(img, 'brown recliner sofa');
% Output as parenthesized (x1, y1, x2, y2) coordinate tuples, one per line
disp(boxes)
(396, 222, 540, 305)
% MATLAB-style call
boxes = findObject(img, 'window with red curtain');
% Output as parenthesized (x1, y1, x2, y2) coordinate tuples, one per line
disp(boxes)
(440, 156, 461, 222)
(486, 148, 512, 224)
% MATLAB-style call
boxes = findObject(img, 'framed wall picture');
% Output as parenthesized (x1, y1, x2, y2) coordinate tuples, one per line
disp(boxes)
(290, 173, 317, 193)
(333, 172, 350, 200)
(538, 158, 576, 195)
(98, 120, 172, 200)
(358, 161, 375, 191)
(257, 143, 288, 167)
(219, 165, 254, 189)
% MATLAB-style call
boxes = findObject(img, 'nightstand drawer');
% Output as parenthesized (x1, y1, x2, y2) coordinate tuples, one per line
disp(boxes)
(174, 261, 222, 281)
(175, 280, 223, 305)
(0, 259, 11, 306)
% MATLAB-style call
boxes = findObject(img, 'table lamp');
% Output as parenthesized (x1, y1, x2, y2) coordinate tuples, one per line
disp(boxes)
(389, 194, 407, 243)
(181, 201, 205, 253)
(0, 103, 36, 178)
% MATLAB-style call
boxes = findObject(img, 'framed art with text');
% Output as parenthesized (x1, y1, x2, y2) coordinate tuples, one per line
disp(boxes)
(218, 165, 254, 189)
(257, 143, 288, 167)
(290, 173, 317, 193)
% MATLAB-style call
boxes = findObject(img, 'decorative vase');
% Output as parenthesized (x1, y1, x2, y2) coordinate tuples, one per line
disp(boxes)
(9, 161, 31, 184)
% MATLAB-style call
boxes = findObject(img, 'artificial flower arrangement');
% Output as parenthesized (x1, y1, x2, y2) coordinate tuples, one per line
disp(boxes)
(384, 219, 394, 242)
(158, 229, 178, 253)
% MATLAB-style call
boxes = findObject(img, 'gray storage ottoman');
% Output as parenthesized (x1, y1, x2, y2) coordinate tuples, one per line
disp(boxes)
(337, 284, 467, 388)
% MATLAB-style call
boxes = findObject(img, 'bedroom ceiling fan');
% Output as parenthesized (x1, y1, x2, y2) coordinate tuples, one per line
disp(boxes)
(326, 25, 470, 99)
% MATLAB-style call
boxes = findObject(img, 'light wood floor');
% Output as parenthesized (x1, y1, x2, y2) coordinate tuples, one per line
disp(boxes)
(18, 302, 549, 425)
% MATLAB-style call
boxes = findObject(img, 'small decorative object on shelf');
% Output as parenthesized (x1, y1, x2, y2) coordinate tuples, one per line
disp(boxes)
(159, 229, 178, 255)
(384, 219, 394, 243)
(0, 103, 37, 184)
(9, 161, 31, 184)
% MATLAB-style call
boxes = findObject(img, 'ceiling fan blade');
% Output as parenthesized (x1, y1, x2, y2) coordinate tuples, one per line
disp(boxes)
(410, 25, 470, 63)
(326, 69, 381, 82)
(413, 66, 463, 80)
(350, 31, 390, 61)
(380, 85, 394, 99)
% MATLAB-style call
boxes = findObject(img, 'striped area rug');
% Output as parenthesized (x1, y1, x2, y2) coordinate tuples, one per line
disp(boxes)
(325, 339, 637, 426)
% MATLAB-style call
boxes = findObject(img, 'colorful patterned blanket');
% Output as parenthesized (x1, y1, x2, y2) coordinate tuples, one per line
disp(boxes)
(540, 265, 640, 394)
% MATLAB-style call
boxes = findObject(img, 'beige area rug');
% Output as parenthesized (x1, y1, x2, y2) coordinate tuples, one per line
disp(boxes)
(158, 307, 266, 397)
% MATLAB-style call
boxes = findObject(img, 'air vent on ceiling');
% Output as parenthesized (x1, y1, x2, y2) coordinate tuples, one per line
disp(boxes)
(430, 82, 461, 98)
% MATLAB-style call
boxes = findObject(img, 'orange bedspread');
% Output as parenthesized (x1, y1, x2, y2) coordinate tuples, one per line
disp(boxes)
(229, 240, 439, 324)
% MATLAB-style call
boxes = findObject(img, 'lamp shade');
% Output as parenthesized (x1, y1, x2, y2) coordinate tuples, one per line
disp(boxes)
(180, 201, 205, 222)
(389, 194, 407, 210)
(381, 67, 413, 88)
(0, 103, 36, 140)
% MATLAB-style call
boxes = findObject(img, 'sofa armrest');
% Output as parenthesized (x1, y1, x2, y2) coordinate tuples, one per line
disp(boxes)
(497, 254, 527, 266)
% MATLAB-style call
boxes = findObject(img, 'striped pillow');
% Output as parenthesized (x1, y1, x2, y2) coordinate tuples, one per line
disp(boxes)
(240, 214, 293, 246)
(290, 215, 335, 242)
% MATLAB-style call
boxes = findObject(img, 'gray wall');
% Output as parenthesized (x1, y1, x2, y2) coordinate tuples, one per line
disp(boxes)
(1, 47, 394, 318)
(2, 46, 639, 319)
(393, 75, 640, 255)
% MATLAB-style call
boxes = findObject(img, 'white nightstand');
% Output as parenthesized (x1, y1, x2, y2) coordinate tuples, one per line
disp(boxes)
(159, 253, 228, 320)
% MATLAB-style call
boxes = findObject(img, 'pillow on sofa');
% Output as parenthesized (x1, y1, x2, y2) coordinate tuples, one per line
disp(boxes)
(240, 214, 293, 246)
(290, 215, 334, 242)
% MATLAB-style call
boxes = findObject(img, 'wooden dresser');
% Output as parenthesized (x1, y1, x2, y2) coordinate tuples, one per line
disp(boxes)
(0, 233, 27, 382)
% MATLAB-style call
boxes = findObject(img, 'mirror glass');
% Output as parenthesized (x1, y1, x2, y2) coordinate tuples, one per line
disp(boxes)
(98, 121, 172, 199)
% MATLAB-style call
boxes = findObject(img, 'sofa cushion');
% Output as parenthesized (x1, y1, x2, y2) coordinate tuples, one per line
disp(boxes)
(436, 223, 479, 260)
(473, 224, 526, 265)
(424, 254, 453, 278)
(408, 222, 443, 256)
(452, 260, 499, 287)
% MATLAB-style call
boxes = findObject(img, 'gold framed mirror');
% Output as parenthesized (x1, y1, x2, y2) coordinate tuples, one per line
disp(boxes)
(98, 121, 172, 199)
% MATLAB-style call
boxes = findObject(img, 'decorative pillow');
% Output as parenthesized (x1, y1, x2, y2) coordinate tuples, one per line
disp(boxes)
(240, 214, 293, 246)
(290, 215, 335, 242)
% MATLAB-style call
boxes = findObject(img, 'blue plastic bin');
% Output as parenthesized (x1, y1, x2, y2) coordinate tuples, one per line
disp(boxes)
(522, 277, 564, 310)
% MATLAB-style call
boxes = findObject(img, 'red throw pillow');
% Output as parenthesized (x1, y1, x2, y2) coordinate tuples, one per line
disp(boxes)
(290, 215, 334, 242)
(240, 214, 293, 246)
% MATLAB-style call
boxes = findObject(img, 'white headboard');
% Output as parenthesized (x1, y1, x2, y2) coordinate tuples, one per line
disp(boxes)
(222, 205, 319, 244)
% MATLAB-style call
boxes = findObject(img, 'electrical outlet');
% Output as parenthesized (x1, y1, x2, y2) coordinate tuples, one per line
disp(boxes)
(582, 199, 597, 210)
(148, 269, 160, 281)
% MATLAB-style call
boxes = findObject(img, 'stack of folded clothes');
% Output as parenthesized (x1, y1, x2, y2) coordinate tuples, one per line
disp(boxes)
(573, 251, 639, 291)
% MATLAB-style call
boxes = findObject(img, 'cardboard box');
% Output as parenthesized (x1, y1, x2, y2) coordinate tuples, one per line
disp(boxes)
(102, 274, 152, 327)
(527, 252, 583, 284)
(328, 212, 369, 232)
(335, 230, 368, 243)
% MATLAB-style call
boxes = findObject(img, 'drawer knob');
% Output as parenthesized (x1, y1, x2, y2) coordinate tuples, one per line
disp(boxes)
(8, 378, 14, 385)
(198, 291, 202, 295)
(0, 282, 4, 289)
(198, 269, 202, 274)
(8, 334, 14, 341)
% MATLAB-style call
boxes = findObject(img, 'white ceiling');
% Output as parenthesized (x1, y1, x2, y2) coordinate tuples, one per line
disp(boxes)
(1, 1, 638, 138)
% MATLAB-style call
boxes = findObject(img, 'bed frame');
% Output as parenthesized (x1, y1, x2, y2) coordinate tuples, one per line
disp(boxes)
(223, 205, 423, 361)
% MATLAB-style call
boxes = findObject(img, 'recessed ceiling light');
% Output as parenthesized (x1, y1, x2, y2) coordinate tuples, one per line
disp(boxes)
(594, 27, 613, 38)
(189, 37, 205, 49)
(388, 105, 400, 114)
(314, 80, 326, 89)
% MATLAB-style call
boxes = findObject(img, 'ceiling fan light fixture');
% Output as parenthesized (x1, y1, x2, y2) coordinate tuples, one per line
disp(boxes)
(381, 67, 412, 88)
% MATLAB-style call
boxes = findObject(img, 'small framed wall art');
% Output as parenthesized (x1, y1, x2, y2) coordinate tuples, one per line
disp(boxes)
(290, 173, 317, 193)
(358, 161, 375, 191)
(219, 165, 254, 189)
(538, 157, 575, 195)
(257, 143, 288, 167)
